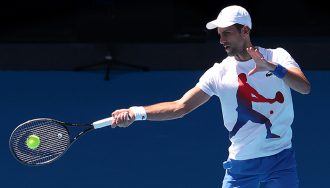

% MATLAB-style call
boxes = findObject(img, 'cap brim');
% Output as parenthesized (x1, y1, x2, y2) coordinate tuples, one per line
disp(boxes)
(206, 20, 235, 30)
(206, 21, 217, 30)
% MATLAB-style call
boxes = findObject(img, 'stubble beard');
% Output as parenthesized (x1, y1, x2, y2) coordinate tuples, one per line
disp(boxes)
(226, 45, 245, 57)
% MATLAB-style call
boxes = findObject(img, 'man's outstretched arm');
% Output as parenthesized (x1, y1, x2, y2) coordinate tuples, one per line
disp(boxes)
(111, 87, 211, 128)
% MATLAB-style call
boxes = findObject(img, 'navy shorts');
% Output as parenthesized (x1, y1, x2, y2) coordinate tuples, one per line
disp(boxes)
(222, 148, 299, 188)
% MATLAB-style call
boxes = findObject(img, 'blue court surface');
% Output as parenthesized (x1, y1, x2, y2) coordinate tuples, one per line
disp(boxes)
(1, 70, 329, 188)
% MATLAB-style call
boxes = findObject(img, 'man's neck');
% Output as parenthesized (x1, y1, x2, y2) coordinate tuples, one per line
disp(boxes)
(235, 45, 254, 62)
(234, 53, 252, 62)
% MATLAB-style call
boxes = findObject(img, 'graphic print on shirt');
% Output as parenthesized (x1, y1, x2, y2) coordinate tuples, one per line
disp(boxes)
(229, 73, 284, 139)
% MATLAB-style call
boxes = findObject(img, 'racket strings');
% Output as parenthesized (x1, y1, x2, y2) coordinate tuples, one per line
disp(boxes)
(10, 119, 70, 165)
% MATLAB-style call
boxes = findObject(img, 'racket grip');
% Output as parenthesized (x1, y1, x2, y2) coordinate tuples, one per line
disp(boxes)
(92, 117, 113, 129)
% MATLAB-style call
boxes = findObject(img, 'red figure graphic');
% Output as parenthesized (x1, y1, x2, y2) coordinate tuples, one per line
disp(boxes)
(229, 73, 284, 139)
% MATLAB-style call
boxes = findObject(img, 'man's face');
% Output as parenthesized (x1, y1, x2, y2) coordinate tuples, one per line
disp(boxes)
(217, 25, 246, 57)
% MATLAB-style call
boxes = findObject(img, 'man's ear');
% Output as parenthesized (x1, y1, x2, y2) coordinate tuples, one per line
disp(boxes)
(242, 25, 250, 35)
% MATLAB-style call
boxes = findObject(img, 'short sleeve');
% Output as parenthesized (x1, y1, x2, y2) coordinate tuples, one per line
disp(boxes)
(275, 48, 300, 69)
(196, 64, 219, 97)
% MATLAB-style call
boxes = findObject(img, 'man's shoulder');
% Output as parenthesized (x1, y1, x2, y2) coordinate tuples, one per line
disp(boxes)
(259, 46, 290, 55)
(202, 58, 230, 77)
(209, 58, 231, 71)
(258, 46, 292, 61)
(218, 56, 236, 66)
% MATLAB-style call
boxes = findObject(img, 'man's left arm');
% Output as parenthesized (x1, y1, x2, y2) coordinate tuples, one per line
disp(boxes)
(247, 47, 311, 95)
(282, 67, 311, 94)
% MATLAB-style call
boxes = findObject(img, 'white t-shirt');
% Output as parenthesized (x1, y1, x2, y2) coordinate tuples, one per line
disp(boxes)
(196, 47, 300, 160)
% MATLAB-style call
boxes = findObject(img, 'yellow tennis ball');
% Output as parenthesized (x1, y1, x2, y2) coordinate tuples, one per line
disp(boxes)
(26, 134, 41, 150)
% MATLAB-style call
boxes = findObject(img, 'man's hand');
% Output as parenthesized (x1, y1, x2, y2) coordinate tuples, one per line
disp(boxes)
(246, 47, 276, 76)
(111, 109, 135, 128)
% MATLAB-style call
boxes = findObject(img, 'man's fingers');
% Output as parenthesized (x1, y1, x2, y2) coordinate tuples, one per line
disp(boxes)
(124, 112, 130, 121)
(112, 109, 128, 116)
(111, 122, 117, 128)
(246, 47, 264, 60)
(111, 111, 132, 128)
(248, 68, 257, 76)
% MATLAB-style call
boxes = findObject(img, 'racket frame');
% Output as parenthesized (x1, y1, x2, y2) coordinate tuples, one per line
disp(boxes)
(9, 118, 95, 166)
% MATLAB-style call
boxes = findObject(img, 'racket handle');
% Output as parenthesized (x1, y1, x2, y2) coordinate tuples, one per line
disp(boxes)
(92, 117, 113, 129)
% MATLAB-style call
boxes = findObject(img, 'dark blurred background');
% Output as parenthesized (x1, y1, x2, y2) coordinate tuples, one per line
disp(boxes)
(1, 0, 329, 41)
(0, 0, 329, 71)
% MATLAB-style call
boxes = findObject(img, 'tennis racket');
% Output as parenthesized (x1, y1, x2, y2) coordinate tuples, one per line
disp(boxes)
(9, 117, 113, 166)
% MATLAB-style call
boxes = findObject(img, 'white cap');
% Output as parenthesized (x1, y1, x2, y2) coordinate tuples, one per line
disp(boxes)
(206, 5, 252, 30)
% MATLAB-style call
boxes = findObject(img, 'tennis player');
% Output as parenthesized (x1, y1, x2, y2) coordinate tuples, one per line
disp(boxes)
(111, 5, 311, 188)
